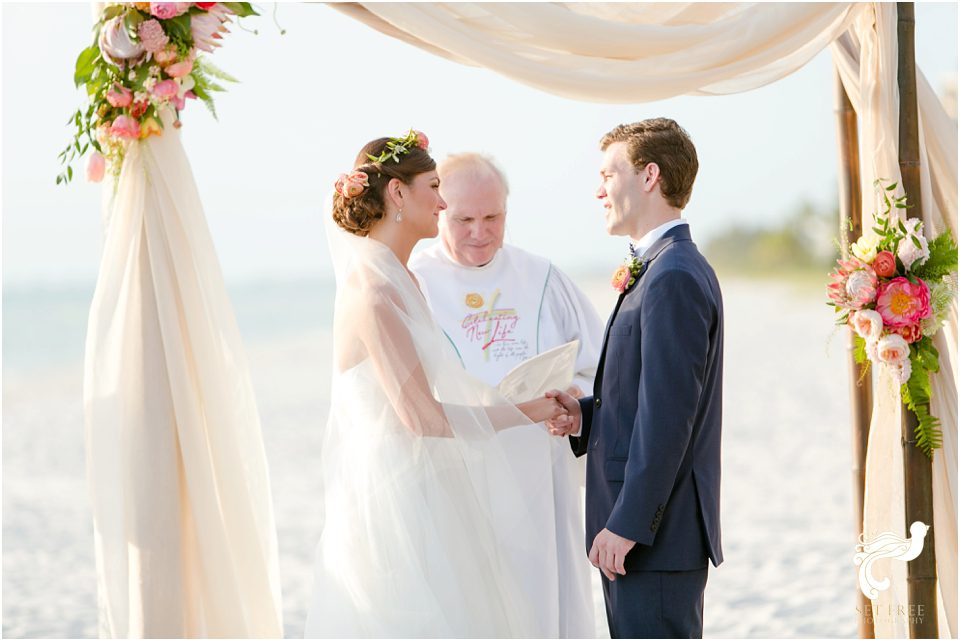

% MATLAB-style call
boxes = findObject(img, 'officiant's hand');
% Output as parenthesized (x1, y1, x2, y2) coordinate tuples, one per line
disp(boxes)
(544, 389, 580, 436)
(589, 528, 636, 581)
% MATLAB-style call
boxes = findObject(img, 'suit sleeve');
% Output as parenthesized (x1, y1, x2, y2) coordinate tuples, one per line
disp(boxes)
(606, 269, 713, 545)
(569, 395, 594, 457)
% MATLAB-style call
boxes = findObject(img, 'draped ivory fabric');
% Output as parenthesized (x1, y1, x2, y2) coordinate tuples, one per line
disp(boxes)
(832, 5, 957, 637)
(84, 110, 283, 637)
(334, 2, 958, 636)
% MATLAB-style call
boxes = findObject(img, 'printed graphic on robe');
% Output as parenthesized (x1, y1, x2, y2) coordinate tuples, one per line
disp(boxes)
(460, 289, 530, 363)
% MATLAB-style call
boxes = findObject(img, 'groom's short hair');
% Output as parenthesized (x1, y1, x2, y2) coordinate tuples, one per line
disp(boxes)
(600, 119, 698, 209)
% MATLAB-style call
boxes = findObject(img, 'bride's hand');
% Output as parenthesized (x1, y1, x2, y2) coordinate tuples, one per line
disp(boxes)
(517, 396, 567, 424)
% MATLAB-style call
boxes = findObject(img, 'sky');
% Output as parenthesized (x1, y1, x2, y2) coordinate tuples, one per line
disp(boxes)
(2, 2, 957, 285)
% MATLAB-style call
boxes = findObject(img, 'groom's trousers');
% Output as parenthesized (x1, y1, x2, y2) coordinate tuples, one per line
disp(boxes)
(600, 566, 708, 639)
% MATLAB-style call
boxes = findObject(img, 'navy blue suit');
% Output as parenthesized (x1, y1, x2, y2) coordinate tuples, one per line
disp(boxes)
(571, 224, 723, 638)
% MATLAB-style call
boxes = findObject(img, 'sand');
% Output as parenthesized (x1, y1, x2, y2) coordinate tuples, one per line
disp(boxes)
(2, 276, 860, 638)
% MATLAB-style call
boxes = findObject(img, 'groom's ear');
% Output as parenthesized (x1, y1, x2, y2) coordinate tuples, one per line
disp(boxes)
(640, 162, 661, 194)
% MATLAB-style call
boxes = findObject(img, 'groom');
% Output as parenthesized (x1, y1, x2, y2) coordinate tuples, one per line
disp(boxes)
(548, 118, 723, 638)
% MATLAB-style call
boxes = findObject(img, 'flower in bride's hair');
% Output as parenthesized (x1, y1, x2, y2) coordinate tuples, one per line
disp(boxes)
(335, 171, 369, 199)
(414, 130, 429, 150)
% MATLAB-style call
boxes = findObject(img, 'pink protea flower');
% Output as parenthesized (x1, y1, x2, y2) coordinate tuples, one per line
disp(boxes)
(109, 115, 141, 139)
(191, 4, 233, 52)
(105, 83, 133, 108)
(827, 258, 878, 310)
(138, 19, 170, 53)
(876, 277, 931, 328)
(99, 16, 146, 68)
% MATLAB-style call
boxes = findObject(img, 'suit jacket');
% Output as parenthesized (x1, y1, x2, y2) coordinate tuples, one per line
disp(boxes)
(571, 223, 724, 572)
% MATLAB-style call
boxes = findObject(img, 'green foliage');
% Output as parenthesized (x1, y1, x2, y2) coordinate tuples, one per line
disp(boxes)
(914, 231, 959, 281)
(223, 3, 260, 18)
(901, 347, 943, 457)
(852, 335, 868, 365)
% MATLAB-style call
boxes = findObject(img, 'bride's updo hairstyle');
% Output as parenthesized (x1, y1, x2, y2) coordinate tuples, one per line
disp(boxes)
(332, 136, 436, 237)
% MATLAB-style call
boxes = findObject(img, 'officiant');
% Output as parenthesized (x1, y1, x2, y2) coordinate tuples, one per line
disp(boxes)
(410, 152, 603, 638)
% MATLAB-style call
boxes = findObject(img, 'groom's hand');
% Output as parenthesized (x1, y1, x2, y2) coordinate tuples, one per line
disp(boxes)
(589, 528, 636, 581)
(544, 389, 580, 436)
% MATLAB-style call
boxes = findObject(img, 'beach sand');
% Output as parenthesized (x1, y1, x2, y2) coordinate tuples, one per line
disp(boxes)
(2, 276, 859, 638)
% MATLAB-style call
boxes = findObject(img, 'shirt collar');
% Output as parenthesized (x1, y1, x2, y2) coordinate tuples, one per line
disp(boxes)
(630, 218, 687, 259)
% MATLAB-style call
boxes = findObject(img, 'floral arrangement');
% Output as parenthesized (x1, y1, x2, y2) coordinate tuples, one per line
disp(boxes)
(334, 171, 370, 200)
(611, 256, 644, 293)
(366, 129, 430, 164)
(58, 2, 257, 185)
(334, 130, 430, 199)
(828, 181, 958, 456)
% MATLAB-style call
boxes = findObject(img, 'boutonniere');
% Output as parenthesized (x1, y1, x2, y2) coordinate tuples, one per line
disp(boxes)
(611, 256, 644, 293)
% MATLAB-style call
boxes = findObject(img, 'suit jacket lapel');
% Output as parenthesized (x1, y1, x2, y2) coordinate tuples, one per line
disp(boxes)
(592, 224, 691, 397)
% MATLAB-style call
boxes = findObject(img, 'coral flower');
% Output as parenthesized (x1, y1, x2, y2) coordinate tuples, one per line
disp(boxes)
(873, 250, 897, 278)
(611, 265, 631, 293)
(876, 277, 931, 328)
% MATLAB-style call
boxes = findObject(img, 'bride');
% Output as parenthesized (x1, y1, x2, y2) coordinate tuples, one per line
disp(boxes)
(304, 131, 571, 638)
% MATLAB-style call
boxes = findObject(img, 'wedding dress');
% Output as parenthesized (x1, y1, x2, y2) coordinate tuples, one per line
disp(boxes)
(304, 214, 563, 638)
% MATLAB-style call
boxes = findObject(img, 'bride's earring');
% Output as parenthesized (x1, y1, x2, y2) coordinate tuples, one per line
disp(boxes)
(395, 209, 403, 223)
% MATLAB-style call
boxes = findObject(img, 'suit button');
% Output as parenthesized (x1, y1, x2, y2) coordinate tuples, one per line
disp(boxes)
(595, 398, 602, 409)
(650, 524, 657, 532)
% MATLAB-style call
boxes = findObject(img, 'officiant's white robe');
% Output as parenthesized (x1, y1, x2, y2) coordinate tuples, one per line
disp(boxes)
(410, 242, 602, 638)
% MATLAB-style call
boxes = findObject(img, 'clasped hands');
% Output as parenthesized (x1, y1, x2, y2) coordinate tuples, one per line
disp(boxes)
(543, 387, 582, 437)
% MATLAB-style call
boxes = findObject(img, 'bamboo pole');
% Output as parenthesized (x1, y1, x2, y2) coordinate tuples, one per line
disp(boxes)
(896, 3, 939, 638)
(835, 68, 875, 639)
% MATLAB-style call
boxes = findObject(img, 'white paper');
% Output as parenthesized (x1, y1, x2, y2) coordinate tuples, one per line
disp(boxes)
(496, 340, 579, 403)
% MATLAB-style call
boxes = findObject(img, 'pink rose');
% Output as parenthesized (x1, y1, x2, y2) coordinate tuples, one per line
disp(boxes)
(149, 3, 190, 19)
(611, 265, 631, 293)
(86, 152, 106, 183)
(108, 115, 141, 139)
(851, 309, 883, 342)
(154, 46, 179, 66)
(164, 58, 194, 78)
(876, 277, 931, 328)
(105, 83, 133, 108)
(877, 333, 910, 366)
(151, 79, 179, 100)
(415, 130, 429, 149)
(873, 250, 897, 278)
(335, 171, 369, 199)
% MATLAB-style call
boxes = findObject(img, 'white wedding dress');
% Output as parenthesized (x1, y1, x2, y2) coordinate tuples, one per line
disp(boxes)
(304, 215, 564, 638)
